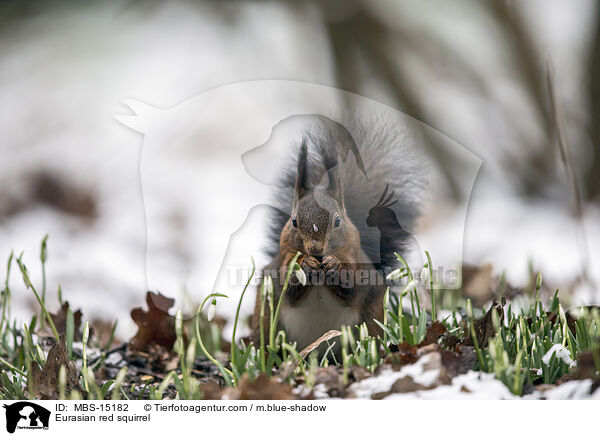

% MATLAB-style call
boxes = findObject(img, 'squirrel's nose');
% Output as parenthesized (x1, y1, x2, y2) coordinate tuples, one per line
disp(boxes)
(304, 240, 324, 258)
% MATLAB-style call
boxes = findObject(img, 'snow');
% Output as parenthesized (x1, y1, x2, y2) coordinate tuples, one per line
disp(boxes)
(293, 383, 330, 399)
(346, 351, 596, 400)
(384, 371, 515, 400)
(349, 367, 409, 399)
(537, 379, 600, 400)
(349, 353, 442, 399)
(105, 352, 124, 366)
(542, 344, 577, 368)
(352, 369, 600, 400)
(311, 384, 330, 399)
(0, 0, 334, 340)
(0, 0, 597, 342)
(0, 1, 598, 401)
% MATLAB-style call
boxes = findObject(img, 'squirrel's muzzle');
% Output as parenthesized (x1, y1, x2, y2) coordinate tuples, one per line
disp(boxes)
(303, 239, 324, 259)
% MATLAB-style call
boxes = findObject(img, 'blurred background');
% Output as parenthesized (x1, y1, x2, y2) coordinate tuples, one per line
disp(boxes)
(0, 0, 598, 339)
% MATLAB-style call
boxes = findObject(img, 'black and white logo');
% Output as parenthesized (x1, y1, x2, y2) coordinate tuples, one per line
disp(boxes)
(3, 402, 50, 433)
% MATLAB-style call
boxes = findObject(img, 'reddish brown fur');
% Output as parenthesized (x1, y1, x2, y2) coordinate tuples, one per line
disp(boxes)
(251, 180, 385, 349)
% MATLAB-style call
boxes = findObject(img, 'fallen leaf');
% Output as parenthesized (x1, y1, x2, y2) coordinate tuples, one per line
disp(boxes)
(90, 318, 122, 348)
(556, 305, 600, 337)
(384, 342, 419, 366)
(557, 347, 600, 384)
(349, 365, 371, 382)
(386, 322, 447, 365)
(29, 335, 79, 399)
(373, 351, 449, 399)
(422, 321, 446, 345)
(50, 302, 82, 341)
(129, 292, 177, 351)
(545, 310, 577, 336)
(313, 366, 346, 398)
(440, 331, 463, 351)
(299, 329, 342, 359)
(441, 345, 477, 379)
(462, 300, 504, 348)
(377, 343, 476, 398)
(293, 365, 368, 399)
(223, 374, 296, 400)
(371, 376, 431, 399)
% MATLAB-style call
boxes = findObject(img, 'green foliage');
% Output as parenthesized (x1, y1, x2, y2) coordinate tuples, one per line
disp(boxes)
(0, 237, 598, 400)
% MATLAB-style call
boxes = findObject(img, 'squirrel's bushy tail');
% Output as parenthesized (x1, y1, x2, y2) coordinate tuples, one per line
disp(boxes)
(267, 114, 427, 270)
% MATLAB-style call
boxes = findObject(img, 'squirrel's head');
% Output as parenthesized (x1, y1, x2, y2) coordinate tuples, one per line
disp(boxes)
(281, 140, 360, 259)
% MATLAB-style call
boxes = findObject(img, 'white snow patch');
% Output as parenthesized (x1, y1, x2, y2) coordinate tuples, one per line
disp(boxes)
(311, 383, 330, 399)
(384, 371, 515, 400)
(104, 352, 124, 366)
(378, 370, 599, 400)
(536, 379, 600, 400)
(348, 367, 405, 399)
(542, 344, 576, 368)
(292, 383, 329, 399)
(349, 353, 441, 399)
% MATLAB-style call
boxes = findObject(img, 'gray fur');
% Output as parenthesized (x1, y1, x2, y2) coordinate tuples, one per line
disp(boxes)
(266, 114, 427, 270)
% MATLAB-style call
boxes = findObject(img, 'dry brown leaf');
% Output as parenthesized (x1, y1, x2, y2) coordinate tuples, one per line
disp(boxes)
(380, 343, 476, 398)
(374, 352, 449, 399)
(422, 321, 447, 345)
(90, 318, 122, 348)
(224, 374, 296, 400)
(29, 335, 79, 399)
(551, 306, 599, 336)
(50, 302, 82, 341)
(440, 331, 463, 351)
(545, 311, 577, 336)
(371, 376, 431, 399)
(386, 322, 446, 366)
(385, 342, 419, 366)
(129, 292, 176, 351)
(295, 365, 369, 399)
(556, 347, 600, 384)
(441, 345, 477, 379)
(349, 365, 371, 382)
(462, 300, 504, 348)
(314, 366, 346, 397)
(299, 329, 342, 359)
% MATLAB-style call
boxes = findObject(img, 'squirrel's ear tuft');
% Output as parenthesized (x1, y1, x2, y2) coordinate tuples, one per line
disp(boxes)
(327, 166, 344, 206)
(294, 139, 309, 198)
(324, 148, 343, 205)
(316, 139, 344, 205)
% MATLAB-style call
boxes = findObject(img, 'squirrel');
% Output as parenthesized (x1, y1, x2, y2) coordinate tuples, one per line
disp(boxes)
(251, 115, 424, 354)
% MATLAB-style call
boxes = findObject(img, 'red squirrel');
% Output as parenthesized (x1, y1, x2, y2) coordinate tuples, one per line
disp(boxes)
(252, 116, 422, 353)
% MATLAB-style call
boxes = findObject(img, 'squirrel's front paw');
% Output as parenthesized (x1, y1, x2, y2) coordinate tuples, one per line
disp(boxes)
(321, 254, 341, 273)
(322, 255, 354, 289)
(300, 255, 321, 272)
(298, 255, 323, 286)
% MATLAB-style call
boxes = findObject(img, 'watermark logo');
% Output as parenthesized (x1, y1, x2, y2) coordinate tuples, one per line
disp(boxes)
(2, 402, 50, 433)
(115, 81, 481, 309)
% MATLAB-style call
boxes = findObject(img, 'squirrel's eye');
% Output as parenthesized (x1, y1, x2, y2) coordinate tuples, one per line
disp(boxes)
(334, 216, 341, 228)
(292, 218, 298, 228)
